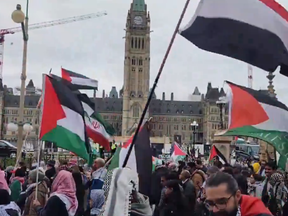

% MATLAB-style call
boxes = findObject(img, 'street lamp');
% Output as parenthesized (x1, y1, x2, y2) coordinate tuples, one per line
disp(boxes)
(7, 122, 33, 161)
(11, 1, 29, 158)
(191, 120, 198, 149)
(216, 96, 227, 129)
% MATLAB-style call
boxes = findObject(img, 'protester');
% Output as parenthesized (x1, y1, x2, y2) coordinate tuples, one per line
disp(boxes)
(179, 170, 196, 213)
(205, 172, 272, 216)
(10, 169, 26, 202)
(22, 169, 48, 216)
(89, 189, 105, 216)
(159, 180, 189, 216)
(267, 172, 288, 216)
(0, 189, 21, 216)
(33, 170, 78, 216)
(0, 170, 10, 194)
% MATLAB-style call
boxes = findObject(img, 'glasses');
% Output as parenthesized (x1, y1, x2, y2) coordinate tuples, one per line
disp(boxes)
(204, 194, 234, 210)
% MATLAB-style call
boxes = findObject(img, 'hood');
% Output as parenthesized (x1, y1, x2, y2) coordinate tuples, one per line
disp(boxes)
(130, 193, 152, 216)
(240, 195, 271, 216)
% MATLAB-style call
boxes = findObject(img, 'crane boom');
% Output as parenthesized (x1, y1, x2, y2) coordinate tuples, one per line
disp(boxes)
(1, 11, 107, 34)
(0, 11, 107, 83)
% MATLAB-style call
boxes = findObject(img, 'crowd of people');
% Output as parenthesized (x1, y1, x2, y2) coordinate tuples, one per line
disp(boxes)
(150, 157, 288, 216)
(0, 156, 287, 216)
(0, 158, 106, 216)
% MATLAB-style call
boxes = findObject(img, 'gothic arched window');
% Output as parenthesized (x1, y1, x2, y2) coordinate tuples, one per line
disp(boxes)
(132, 57, 136, 65)
(142, 38, 145, 49)
(139, 58, 143, 66)
(131, 37, 134, 48)
(133, 104, 140, 118)
(138, 38, 141, 48)
(135, 38, 138, 49)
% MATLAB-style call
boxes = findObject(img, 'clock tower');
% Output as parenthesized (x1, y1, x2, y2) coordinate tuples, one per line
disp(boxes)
(122, 0, 150, 136)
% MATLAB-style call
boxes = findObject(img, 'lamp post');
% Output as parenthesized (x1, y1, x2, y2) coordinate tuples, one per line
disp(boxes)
(216, 96, 227, 129)
(191, 120, 198, 149)
(7, 122, 33, 162)
(11, 1, 29, 157)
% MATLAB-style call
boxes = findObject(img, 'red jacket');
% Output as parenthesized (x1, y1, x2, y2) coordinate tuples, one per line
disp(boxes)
(240, 195, 272, 216)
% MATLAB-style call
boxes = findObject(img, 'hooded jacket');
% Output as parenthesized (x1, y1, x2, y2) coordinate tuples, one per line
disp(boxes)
(240, 195, 272, 216)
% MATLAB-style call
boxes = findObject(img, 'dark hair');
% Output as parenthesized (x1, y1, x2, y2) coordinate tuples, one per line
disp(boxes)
(265, 161, 277, 170)
(166, 172, 179, 180)
(187, 162, 196, 169)
(15, 168, 26, 177)
(206, 172, 238, 194)
(222, 167, 234, 176)
(165, 180, 181, 192)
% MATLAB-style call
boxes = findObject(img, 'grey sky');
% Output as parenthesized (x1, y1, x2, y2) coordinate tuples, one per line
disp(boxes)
(1, 0, 288, 104)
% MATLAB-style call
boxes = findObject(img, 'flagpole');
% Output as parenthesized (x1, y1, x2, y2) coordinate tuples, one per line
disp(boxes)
(122, 0, 191, 167)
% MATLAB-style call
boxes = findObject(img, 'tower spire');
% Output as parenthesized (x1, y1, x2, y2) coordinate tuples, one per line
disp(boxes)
(132, 0, 145, 12)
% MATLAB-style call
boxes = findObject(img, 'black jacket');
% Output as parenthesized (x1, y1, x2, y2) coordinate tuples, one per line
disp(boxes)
(36, 196, 68, 216)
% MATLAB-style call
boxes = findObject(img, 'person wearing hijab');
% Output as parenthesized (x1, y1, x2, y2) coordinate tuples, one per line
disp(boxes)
(0, 189, 21, 216)
(22, 169, 48, 216)
(89, 190, 105, 216)
(33, 170, 78, 216)
(0, 171, 10, 195)
(267, 172, 288, 216)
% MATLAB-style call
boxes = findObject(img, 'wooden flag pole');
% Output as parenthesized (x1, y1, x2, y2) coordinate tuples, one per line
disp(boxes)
(122, 0, 191, 167)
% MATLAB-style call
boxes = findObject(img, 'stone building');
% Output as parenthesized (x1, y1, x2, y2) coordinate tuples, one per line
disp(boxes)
(1, 80, 41, 149)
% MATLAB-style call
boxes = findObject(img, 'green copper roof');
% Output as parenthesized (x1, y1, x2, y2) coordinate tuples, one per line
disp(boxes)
(132, 0, 145, 11)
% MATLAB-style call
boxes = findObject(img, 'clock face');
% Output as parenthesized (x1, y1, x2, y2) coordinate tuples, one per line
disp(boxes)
(134, 16, 143, 25)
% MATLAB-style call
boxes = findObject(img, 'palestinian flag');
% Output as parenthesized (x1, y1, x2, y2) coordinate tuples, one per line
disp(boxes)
(171, 143, 186, 163)
(39, 75, 90, 161)
(108, 122, 152, 197)
(61, 68, 98, 90)
(209, 145, 228, 164)
(77, 93, 114, 150)
(152, 156, 163, 171)
(50, 74, 82, 92)
(216, 81, 288, 170)
(179, 0, 288, 77)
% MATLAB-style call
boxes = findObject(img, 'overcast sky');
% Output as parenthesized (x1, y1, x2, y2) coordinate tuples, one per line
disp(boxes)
(1, 0, 288, 104)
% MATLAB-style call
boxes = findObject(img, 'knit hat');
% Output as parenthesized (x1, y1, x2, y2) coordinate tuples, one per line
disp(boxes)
(29, 169, 45, 183)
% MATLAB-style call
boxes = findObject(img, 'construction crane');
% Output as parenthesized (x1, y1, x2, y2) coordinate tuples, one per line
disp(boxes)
(0, 11, 107, 83)
(248, 64, 253, 88)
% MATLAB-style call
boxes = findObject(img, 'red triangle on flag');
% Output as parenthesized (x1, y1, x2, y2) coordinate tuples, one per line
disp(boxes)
(39, 75, 66, 139)
(174, 144, 186, 156)
(61, 68, 72, 82)
(209, 145, 218, 161)
(228, 83, 269, 129)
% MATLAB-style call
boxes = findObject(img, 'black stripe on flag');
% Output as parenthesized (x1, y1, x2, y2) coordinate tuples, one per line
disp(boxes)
(226, 81, 288, 111)
(48, 76, 84, 116)
(134, 122, 152, 197)
(49, 74, 81, 92)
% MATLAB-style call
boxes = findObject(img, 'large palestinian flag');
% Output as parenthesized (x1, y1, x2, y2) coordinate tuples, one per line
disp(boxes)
(77, 93, 115, 150)
(171, 143, 186, 163)
(61, 68, 98, 90)
(39, 75, 90, 161)
(179, 0, 288, 77)
(217, 81, 288, 169)
(108, 122, 152, 197)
